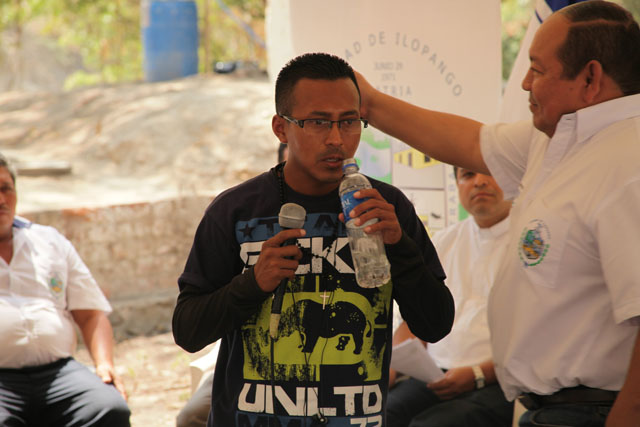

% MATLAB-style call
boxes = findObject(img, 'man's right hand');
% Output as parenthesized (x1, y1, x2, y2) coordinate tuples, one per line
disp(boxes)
(427, 367, 476, 400)
(253, 228, 305, 292)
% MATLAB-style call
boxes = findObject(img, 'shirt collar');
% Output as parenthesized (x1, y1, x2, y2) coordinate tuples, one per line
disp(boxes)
(11, 217, 32, 255)
(574, 93, 640, 145)
(475, 213, 510, 240)
(13, 216, 32, 229)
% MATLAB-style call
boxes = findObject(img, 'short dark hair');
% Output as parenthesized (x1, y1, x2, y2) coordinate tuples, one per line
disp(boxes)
(0, 153, 16, 184)
(274, 52, 360, 115)
(558, 1, 640, 95)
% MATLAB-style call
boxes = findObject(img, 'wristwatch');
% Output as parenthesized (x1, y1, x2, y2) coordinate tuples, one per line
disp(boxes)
(472, 365, 486, 389)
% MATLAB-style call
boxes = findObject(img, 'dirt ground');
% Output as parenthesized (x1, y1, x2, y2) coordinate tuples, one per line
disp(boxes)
(76, 332, 214, 427)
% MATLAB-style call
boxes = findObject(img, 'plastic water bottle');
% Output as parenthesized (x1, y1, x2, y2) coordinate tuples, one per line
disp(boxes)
(339, 158, 391, 288)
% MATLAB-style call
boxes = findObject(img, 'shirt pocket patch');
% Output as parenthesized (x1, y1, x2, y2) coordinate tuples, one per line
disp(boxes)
(517, 216, 569, 289)
(33, 256, 68, 303)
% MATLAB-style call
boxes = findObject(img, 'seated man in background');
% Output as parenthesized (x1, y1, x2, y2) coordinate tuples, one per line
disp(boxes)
(0, 154, 130, 426)
(387, 166, 513, 427)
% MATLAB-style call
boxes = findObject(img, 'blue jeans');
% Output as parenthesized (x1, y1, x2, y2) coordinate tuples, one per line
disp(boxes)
(518, 404, 611, 427)
(386, 377, 513, 427)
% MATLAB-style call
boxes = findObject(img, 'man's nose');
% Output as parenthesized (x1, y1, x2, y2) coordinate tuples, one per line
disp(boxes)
(325, 122, 344, 145)
(522, 68, 532, 91)
(473, 174, 490, 187)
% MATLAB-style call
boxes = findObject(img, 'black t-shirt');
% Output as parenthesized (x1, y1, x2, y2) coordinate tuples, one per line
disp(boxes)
(174, 166, 452, 426)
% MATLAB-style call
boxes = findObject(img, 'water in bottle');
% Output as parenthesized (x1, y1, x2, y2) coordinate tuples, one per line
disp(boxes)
(339, 158, 391, 288)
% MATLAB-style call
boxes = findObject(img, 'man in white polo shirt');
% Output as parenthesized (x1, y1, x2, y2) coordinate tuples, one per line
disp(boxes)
(0, 154, 130, 426)
(387, 166, 513, 427)
(356, 2, 640, 426)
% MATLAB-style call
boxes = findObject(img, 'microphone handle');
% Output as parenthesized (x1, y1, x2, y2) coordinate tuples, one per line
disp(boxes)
(270, 278, 288, 339)
(269, 232, 300, 339)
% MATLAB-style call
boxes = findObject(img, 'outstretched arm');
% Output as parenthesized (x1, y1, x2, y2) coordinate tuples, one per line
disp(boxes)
(356, 71, 489, 175)
(72, 309, 127, 400)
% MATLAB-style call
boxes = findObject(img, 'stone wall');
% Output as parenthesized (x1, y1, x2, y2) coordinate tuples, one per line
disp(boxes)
(21, 194, 215, 340)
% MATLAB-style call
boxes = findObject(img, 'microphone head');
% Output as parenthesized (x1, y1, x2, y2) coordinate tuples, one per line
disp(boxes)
(279, 203, 306, 229)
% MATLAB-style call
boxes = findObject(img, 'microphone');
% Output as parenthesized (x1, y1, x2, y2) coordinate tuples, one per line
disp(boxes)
(270, 203, 306, 339)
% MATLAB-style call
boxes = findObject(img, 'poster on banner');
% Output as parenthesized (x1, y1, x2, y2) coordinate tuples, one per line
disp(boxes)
(266, 0, 502, 232)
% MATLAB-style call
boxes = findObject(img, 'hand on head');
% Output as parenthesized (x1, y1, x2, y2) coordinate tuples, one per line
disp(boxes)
(354, 70, 375, 120)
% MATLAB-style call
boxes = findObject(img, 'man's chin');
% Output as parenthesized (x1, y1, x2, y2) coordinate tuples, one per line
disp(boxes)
(0, 226, 13, 242)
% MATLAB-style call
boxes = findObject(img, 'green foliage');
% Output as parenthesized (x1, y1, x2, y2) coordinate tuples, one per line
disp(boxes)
(620, 0, 640, 21)
(195, 0, 266, 72)
(1, 0, 266, 88)
(224, 0, 265, 20)
(1, 0, 143, 86)
(2, 0, 638, 89)
(63, 70, 106, 90)
(500, 0, 640, 82)
(501, 0, 534, 82)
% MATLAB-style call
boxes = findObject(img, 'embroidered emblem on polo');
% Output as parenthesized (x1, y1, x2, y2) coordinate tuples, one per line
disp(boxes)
(519, 219, 550, 267)
(49, 274, 64, 298)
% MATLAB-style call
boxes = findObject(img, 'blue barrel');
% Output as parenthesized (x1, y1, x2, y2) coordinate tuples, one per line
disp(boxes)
(142, 0, 199, 82)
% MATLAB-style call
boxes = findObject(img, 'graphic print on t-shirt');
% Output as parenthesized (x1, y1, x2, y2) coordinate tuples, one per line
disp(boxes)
(236, 212, 392, 425)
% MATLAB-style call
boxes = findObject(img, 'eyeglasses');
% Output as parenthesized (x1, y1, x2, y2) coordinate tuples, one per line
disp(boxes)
(280, 115, 368, 136)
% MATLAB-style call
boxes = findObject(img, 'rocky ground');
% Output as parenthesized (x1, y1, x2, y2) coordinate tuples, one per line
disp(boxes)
(0, 72, 277, 214)
(76, 332, 215, 427)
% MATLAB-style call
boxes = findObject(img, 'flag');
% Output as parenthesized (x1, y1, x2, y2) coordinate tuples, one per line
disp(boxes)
(499, 0, 588, 123)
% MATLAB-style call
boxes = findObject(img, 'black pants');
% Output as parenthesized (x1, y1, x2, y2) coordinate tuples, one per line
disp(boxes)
(0, 357, 130, 427)
(386, 377, 514, 427)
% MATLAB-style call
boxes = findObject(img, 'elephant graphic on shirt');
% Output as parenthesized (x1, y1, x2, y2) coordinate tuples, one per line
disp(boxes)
(279, 300, 372, 354)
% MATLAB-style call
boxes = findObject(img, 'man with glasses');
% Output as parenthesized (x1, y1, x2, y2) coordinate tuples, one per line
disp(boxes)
(173, 52, 454, 426)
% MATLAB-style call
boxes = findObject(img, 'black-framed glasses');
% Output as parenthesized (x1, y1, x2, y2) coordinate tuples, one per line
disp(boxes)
(280, 115, 368, 136)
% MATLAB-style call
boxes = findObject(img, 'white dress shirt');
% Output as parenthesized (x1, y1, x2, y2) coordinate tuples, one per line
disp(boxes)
(428, 216, 509, 370)
(0, 218, 111, 368)
(480, 93, 640, 400)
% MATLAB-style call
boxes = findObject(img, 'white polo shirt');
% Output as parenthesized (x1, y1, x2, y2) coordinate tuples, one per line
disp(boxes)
(481, 93, 640, 401)
(0, 218, 111, 368)
(427, 216, 509, 370)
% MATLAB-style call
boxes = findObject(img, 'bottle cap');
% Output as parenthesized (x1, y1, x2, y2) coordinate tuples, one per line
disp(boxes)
(342, 158, 358, 172)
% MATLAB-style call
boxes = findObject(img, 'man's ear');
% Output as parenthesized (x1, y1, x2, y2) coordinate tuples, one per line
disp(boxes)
(272, 114, 288, 143)
(581, 60, 604, 104)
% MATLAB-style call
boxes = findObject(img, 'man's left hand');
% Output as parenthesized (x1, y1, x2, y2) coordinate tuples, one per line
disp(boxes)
(427, 367, 475, 400)
(338, 188, 402, 245)
(96, 364, 128, 401)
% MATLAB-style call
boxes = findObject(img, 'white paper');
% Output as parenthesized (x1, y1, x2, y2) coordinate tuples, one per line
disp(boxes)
(391, 338, 445, 383)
